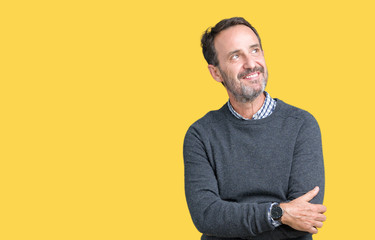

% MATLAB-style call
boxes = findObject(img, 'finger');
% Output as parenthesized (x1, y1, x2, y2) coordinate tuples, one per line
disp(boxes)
(319, 205, 327, 213)
(302, 209, 326, 222)
(308, 226, 318, 234)
(299, 186, 319, 202)
(311, 204, 327, 213)
(313, 220, 324, 228)
(314, 213, 326, 222)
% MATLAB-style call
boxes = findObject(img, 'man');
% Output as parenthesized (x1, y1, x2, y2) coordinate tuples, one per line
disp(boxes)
(183, 17, 326, 240)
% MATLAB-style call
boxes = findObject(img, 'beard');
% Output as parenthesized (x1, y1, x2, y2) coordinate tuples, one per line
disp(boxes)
(219, 66, 268, 103)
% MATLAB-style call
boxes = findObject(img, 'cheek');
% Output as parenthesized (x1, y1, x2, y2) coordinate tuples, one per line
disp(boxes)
(257, 60, 266, 67)
(222, 68, 236, 78)
(255, 56, 266, 64)
(221, 63, 243, 79)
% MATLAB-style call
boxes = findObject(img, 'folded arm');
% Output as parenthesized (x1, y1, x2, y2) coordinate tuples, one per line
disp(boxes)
(184, 126, 275, 238)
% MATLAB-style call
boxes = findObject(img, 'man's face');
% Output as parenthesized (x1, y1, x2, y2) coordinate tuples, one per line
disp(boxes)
(212, 25, 268, 103)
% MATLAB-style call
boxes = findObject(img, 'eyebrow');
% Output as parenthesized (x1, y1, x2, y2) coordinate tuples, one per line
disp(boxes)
(227, 44, 260, 57)
(249, 44, 260, 49)
(227, 49, 241, 58)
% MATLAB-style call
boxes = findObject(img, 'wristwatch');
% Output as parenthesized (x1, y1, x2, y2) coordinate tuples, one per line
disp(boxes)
(270, 203, 283, 222)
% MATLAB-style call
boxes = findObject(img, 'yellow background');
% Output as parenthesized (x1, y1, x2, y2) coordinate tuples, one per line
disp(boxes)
(1, 0, 374, 239)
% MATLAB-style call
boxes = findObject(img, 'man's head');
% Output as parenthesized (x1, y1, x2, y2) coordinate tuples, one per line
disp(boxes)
(201, 17, 268, 103)
(201, 17, 262, 67)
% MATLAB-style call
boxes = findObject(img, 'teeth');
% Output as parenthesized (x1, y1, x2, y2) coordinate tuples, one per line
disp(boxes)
(245, 73, 258, 78)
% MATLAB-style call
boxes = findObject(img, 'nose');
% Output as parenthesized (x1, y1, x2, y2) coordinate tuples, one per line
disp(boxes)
(243, 54, 256, 69)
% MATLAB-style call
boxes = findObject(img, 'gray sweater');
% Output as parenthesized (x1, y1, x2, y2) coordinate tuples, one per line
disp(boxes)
(183, 99, 324, 240)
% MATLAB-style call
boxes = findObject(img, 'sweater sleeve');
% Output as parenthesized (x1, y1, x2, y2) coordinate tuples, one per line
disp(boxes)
(288, 112, 325, 203)
(183, 124, 275, 238)
(273, 112, 325, 239)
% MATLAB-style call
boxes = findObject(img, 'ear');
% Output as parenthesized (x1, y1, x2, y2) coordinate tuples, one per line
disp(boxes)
(208, 64, 223, 83)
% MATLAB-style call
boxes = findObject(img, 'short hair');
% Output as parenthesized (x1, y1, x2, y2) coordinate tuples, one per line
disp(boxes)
(201, 17, 262, 66)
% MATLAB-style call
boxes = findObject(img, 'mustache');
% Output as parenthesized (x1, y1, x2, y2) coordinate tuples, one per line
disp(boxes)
(237, 67, 264, 79)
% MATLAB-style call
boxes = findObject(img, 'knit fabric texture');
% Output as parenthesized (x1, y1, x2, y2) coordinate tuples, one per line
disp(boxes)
(183, 99, 325, 240)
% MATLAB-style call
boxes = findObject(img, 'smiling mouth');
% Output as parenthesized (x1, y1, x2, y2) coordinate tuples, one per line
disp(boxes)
(241, 72, 261, 83)
(244, 72, 259, 79)
(238, 67, 264, 80)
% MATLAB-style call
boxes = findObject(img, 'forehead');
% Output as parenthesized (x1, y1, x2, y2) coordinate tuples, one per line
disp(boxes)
(214, 25, 259, 57)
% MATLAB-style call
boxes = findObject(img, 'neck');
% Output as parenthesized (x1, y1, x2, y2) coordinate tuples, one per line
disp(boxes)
(228, 92, 266, 119)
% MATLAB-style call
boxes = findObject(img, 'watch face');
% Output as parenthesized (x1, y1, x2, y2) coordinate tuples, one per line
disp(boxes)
(271, 205, 283, 220)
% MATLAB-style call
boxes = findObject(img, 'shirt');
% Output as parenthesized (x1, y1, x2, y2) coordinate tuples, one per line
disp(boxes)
(227, 91, 276, 120)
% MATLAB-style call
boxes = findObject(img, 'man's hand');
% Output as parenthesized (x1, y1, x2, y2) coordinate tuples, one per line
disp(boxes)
(280, 187, 327, 234)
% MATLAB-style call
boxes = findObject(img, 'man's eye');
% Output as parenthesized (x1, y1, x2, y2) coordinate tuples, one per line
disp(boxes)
(231, 55, 239, 60)
(252, 48, 260, 54)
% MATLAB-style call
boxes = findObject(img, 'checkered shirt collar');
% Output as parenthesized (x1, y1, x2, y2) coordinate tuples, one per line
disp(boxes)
(227, 91, 276, 120)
